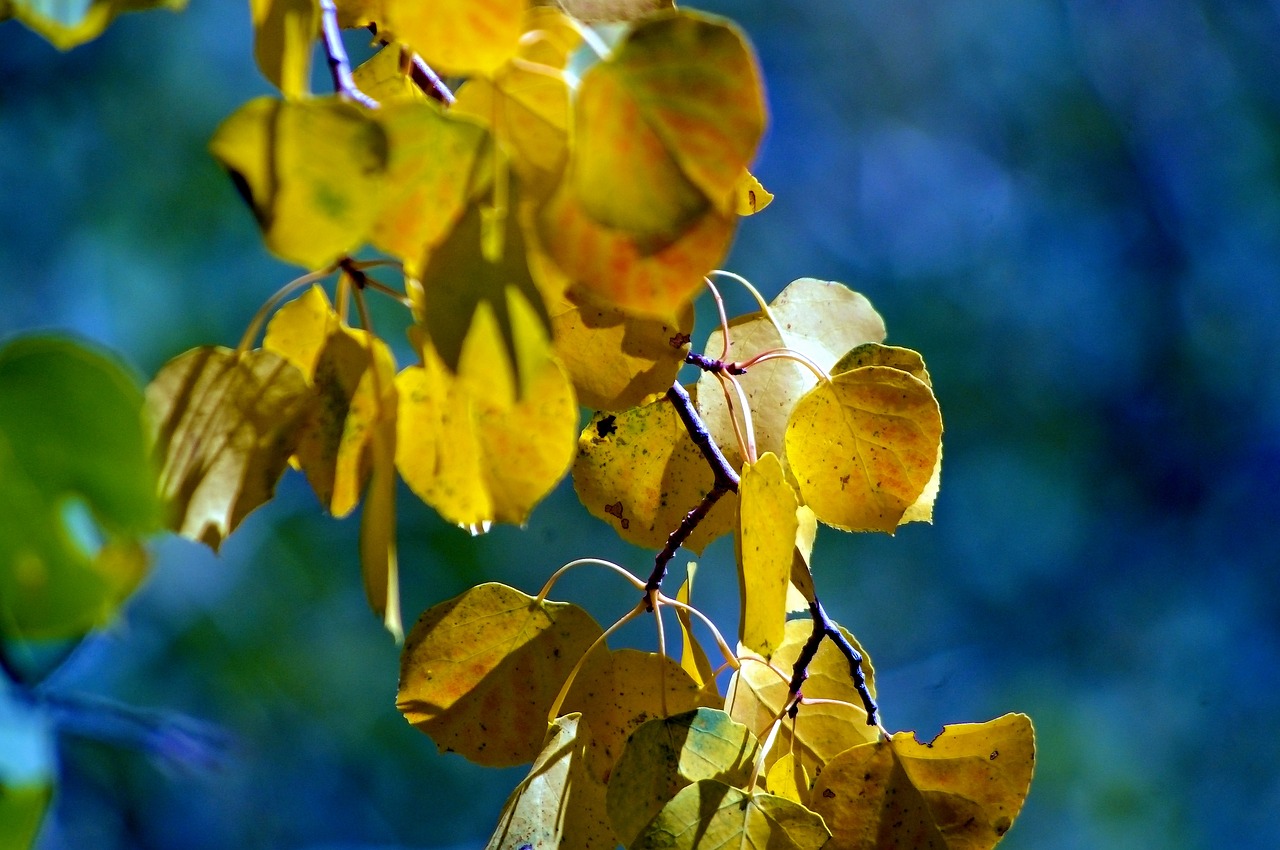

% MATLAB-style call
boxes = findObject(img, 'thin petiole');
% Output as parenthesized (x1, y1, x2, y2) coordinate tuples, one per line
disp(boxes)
(236, 266, 336, 355)
(703, 276, 732, 361)
(655, 592, 738, 670)
(537, 558, 645, 604)
(708, 269, 783, 338)
(741, 347, 831, 384)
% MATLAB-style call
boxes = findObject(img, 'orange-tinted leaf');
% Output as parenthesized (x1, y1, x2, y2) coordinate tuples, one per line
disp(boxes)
(383, 0, 523, 76)
(250, 0, 318, 98)
(397, 582, 606, 766)
(736, 453, 798, 659)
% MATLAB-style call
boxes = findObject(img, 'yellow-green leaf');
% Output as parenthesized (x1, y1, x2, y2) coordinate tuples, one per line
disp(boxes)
(785, 366, 942, 533)
(606, 708, 759, 847)
(351, 43, 425, 105)
(209, 97, 388, 269)
(734, 169, 773, 216)
(533, 0, 672, 23)
(359, 399, 401, 640)
(550, 286, 692, 411)
(250, 0, 318, 98)
(573, 392, 737, 552)
(727, 619, 877, 780)
(736, 452, 797, 659)
(146, 346, 310, 550)
(7, 0, 184, 50)
(262, 284, 339, 379)
(0, 780, 51, 850)
(633, 780, 829, 850)
(397, 583, 607, 766)
(810, 714, 1035, 850)
(383, 0, 523, 76)
(674, 563, 716, 690)
(765, 752, 808, 806)
(832, 342, 931, 386)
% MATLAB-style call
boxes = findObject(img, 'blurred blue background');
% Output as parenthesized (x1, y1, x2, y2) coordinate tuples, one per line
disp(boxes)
(2, 1, 1279, 848)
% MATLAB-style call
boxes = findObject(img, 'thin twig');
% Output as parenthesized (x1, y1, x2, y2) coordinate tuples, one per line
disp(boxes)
(408, 51, 456, 105)
(788, 598, 879, 726)
(666, 382, 739, 492)
(645, 487, 730, 599)
(319, 0, 379, 109)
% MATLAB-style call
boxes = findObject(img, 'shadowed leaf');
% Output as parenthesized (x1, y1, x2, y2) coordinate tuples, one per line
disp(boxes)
(633, 780, 829, 850)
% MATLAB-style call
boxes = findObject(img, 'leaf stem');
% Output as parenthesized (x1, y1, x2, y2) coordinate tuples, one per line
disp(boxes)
(741, 347, 830, 384)
(655, 592, 738, 671)
(236, 266, 335, 354)
(318, 0, 379, 109)
(547, 599, 643, 721)
(536, 558, 645, 605)
(789, 598, 879, 726)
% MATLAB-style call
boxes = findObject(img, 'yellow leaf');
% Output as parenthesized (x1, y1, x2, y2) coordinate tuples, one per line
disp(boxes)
(384, 0, 523, 76)
(359, 414, 401, 640)
(765, 752, 809, 806)
(786, 504, 817, 613)
(785, 366, 942, 533)
(334, 0, 381, 28)
(726, 619, 877, 780)
(832, 342, 932, 387)
(397, 583, 607, 766)
(695, 278, 887, 474)
(809, 714, 1036, 850)
(209, 97, 388, 269)
(734, 169, 774, 215)
(550, 285, 692, 411)
(351, 43, 425, 105)
(572, 392, 738, 552)
(250, 0, 318, 98)
(485, 714, 616, 850)
(674, 563, 716, 689)
(736, 452, 797, 659)
(262, 284, 339, 380)
(532, 0, 672, 23)
(329, 332, 397, 517)
(633, 781, 829, 850)
(146, 347, 311, 550)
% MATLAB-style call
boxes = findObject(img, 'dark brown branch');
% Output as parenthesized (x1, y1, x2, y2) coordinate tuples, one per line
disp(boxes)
(408, 52, 456, 105)
(319, 0, 379, 109)
(666, 381, 739, 491)
(789, 598, 879, 726)
(645, 487, 729, 603)
(685, 351, 747, 376)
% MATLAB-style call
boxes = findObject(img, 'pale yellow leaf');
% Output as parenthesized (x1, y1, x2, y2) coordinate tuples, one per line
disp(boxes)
(634, 781, 829, 850)
(765, 752, 809, 806)
(736, 452, 798, 659)
(384, 0, 524, 76)
(250, 0, 318, 98)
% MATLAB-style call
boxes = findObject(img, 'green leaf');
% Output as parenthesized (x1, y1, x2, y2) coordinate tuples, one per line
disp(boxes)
(6, 0, 184, 49)
(606, 708, 759, 847)
(249, 0, 318, 98)
(209, 97, 389, 269)
(809, 714, 1035, 850)
(633, 780, 829, 850)
(736, 452, 798, 659)
(145, 346, 311, 550)
(396, 583, 607, 766)
(0, 780, 51, 850)
(0, 336, 160, 639)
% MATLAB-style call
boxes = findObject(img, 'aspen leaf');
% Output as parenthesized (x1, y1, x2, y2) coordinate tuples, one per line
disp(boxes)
(563, 648, 718, 782)
(695, 279, 887, 473)
(736, 452, 798, 659)
(360, 415, 401, 641)
(550, 286, 693, 411)
(383, 0, 523, 76)
(534, 0, 672, 23)
(810, 714, 1035, 850)
(249, 0, 318, 98)
(351, 44, 424, 105)
(328, 333, 397, 518)
(0, 337, 161, 639)
(633, 780, 829, 850)
(6, 0, 184, 50)
(397, 583, 607, 766)
(786, 505, 818, 613)
(727, 619, 877, 780)
(735, 169, 774, 216)
(485, 713, 616, 850)
(765, 752, 809, 806)
(674, 563, 716, 690)
(334, 0, 381, 29)
(209, 97, 388, 269)
(573, 392, 737, 552)
(606, 708, 759, 847)
(262, 284, 339, 379)
(0, 780, 50, 850)
(785, 366, 942, 533)
(146, 346, 311, 551)
(832, 342, 931, 387)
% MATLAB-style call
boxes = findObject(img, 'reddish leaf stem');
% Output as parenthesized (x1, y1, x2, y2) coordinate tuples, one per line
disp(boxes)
(790, 598, 879, 726)
(319, 0, 379, 109)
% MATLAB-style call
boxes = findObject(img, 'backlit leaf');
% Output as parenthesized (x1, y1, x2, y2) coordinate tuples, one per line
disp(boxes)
(734, 169, 773, 216)
(727, 619, 877, 780)
(674, 563, 716, 690)
(573, 392, 737, 552)
(785, 366, 942, 533)
(0, 336, 161, 638)
(606, 708, 759, 847)
(832, 343, 931, 387)
(250, 0, 318, 98)
(736, 452, 797, 659)
(533, 0, 672, 23)
(383, 0, 523, 76)
(262, 284, 339, 379)
(786, 505, 817, 613)
(209, 97, 389, 269)
(633, 780, 829, 850)
(359, 391, 401, 640)
(146, 346, 311, 550)
(6, 0, 184, 49)
(695, 278, 886, 474)
(485, 713, 616, 850)
(328, 332, 397, 518)
(810, 714, 1035, 850)
(550, 286, 692, 411)
(351, 43, 423, 105)
(765, 752, 808, 806)
(397, 583, 607, 766)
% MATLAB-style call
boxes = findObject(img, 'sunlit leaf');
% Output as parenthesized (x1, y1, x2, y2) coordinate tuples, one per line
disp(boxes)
(383, 0, 523, 76)
(146, 346, 311, 550)
(633, 780, 829, 850)
(0, 336, 161, 638)
(209, 97, 388, 269)
(786, 505, 817, 613)
(0, 780, 51, 850)
(351, 43, 426, 105)
(765, 752, 808, 806)
(573, 391, 737, 552)
(563, 648, 718, 782)
(485, 713, 616, 850)
(250, 0, 318, 98)
(727, 618, 877, 780)
(674, 563, 716, 690)
(550, 286, 692, 411)
(810, 714, 1035, 850)
(832, 343, 931, 387)
(397, 583, 607, 766)
(695, 278, 887, 474)
(6, 0, 184, 49)
(533, 0, 672, 23)
(734, 169, 773, 216)
(328, 332, 397, 518)
(785, 366, 942, 533)
(736, 452, 797, 659)
(359, 391, 401, 640)
(606, 708, 759, 847)
(262, 284, 339, 379)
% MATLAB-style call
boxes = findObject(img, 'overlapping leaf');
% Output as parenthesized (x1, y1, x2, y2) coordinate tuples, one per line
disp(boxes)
(633, 780, 829, 850)
(695, 278, 887, 473)
(736, 452, 798, 659)
(810, 714, 1035, 850)
(606, 708, 759, 847)
(209, 97, 389, 269)
(765, 752, 808, 806)
(727, 619, 878, 780)
(351, 44, 425, 104)
(146, 346, 311, 550)
(533, 0, 672, 23)
(785, 365, 942, 533)
(485, 713, 616, 850)
(397, 582, 607, 766)
(5, 0, 184, 49)
(674, 563, 716, 690)
(250, 0, 317, 98)
(573, 391, 737, 552)
(0, 337, 161, 638)
(382, 0, 524, 76)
